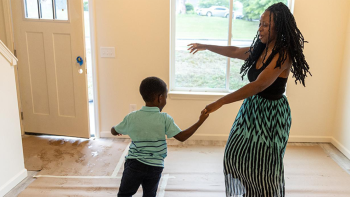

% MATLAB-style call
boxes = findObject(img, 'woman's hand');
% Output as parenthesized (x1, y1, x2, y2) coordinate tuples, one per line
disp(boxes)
(205, 99, 224, 114)
(187, 43, 207, 54)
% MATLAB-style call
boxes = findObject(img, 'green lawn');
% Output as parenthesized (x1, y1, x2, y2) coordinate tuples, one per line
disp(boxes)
(175, 50, 249, 90)
(176, 14, 259, 40)
(174, 14, 254, 90)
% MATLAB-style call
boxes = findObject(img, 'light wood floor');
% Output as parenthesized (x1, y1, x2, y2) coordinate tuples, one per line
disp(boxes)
(5, 142, 350, 197)
(288, 142, 350, 175)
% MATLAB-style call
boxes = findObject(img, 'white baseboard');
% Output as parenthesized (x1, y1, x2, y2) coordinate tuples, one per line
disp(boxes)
(186, 134, 229, 141)
(331, 137, 350, 160)
(0, 169, 27, 197)
(101, 131, 334, 142)
(100, 131, 127, 138)
(101, 131, 229, 140)
(100, 130, 350, 159)
(288, 135, 332, 143)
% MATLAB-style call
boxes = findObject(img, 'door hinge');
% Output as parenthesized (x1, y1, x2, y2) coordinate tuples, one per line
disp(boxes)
(21, 112, 24, 120)
(14, 49, 17, 57)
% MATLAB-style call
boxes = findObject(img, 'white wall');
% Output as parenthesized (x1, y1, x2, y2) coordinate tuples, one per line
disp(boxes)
(94, 0, 350, 143)
(333, 9, 350, 159)
(95, 0, 239, 140)
(0, 45, 27, 196)
(286, 0, 350, 142)
(0, 0, 7, 45)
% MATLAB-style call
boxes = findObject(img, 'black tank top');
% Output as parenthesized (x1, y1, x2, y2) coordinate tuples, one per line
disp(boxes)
(247, 62, 288, 100)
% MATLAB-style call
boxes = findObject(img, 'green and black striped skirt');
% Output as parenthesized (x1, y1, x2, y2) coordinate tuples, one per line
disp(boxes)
(224, 94, 291, 197)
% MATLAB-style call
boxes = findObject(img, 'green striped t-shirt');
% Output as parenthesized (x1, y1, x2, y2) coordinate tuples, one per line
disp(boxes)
(114, 106, 182, 167)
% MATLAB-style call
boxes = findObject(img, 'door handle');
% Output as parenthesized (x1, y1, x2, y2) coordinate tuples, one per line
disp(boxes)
(76, 56, 83, 66)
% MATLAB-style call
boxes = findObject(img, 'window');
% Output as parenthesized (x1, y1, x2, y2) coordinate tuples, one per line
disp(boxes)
(24, 0, 68, 20)
(171, 0, 289, 93)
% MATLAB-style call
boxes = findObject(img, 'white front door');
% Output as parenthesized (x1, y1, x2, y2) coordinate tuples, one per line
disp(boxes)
(12, 0, 90, 138)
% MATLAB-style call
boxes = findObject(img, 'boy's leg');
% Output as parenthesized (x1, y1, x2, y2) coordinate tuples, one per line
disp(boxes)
(118, 159, 144, 197)
(141, 166, 163, 197)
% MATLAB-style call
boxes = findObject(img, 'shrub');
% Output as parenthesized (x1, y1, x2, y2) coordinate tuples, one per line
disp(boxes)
(185, 3, 194, 12)
(187, 10, 196, 15)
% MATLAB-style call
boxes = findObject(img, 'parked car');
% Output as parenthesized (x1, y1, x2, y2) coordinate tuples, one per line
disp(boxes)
(234, 12, 244, 19)
(195, 7, 201, 15)
(198, 6, 244, 19)
(198, 6, 229, 17)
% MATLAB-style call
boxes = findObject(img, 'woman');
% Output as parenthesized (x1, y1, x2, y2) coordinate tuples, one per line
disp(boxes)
(188, 2, 310, 197)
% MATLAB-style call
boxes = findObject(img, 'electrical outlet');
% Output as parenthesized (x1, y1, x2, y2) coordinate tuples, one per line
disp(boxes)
(130, 104, 137, 112)
(100, 47, 115, 58)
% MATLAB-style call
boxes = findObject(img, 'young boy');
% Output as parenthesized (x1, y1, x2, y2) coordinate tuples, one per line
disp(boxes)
(111, 76, 209, 197)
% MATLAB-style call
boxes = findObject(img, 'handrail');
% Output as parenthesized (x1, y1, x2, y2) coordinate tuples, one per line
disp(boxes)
(0, 40, 17, 66)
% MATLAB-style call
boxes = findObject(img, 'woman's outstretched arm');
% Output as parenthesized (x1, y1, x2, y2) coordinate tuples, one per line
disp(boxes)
(187, 43, 250, 60)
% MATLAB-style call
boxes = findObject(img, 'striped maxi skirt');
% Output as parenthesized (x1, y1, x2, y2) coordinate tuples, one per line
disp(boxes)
(224, 95, 291, 197)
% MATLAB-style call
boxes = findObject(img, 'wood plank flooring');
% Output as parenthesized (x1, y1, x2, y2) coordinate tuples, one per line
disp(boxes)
(5, 141, 350, 196)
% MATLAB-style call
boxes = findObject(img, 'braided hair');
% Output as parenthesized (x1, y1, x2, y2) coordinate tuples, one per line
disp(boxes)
(240, 2, 311, 86)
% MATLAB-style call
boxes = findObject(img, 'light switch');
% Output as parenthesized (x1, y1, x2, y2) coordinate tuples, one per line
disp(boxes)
(100, 47, 115, 58)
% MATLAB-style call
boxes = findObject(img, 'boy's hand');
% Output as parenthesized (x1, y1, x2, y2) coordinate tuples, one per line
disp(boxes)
(174, 108, 209, 142)
(111, 127, 122, 136)
(199, 109, 209, 123)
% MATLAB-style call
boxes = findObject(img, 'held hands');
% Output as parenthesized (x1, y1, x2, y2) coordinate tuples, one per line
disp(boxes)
(187, 43, 207, 54)
(199, 108, 209, 123)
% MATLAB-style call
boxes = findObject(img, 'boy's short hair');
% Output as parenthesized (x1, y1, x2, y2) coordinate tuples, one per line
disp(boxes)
(139, 77, 167, 102)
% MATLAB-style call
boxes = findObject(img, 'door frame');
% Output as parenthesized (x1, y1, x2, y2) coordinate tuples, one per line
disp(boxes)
(2, 0, 13, 51)
(87, 0, 100, 138)
(2, 0, 24, 135)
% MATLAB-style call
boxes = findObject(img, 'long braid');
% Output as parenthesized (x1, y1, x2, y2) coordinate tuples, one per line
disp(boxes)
(262, 11, 272, 66)
(239, 32, 263, 79)
(240, 2, 311, 86)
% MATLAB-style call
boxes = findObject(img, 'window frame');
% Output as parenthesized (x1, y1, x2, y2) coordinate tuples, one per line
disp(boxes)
(169, 0, 294, 95)
(22, 0, 70, 22)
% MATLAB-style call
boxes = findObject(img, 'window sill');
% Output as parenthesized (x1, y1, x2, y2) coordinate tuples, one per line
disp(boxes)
(168, 91, 228, 100)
